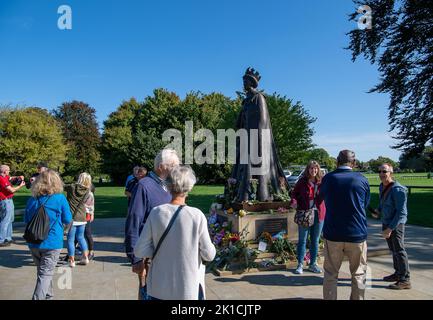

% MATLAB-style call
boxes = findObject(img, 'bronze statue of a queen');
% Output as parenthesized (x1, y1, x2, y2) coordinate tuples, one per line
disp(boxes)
(229, 67, 289, 202)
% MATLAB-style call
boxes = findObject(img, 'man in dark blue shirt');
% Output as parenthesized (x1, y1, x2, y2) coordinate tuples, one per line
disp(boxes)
(124, 149, 180, 300)
(125, 166, 148, 207)
(320, 150, 370, 300)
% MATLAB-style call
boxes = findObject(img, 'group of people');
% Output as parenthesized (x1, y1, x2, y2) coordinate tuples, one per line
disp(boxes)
(0, 162, 96, 300)
(290, 150, 410, 300)
(1, 147, 411, 301)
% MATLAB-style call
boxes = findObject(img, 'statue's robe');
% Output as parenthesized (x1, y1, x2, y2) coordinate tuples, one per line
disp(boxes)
(230, 88, 289, 202)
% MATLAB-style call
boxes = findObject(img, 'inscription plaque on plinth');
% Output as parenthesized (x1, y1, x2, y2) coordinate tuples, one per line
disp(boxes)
(215, 209, 298, 242)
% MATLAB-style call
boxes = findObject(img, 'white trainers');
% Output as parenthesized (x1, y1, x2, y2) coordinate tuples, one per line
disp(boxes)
(294, 264, 303, 274)
(308, 264, 322, 273)
(79, 256, 89, 265)
(69, 259, 76, 268)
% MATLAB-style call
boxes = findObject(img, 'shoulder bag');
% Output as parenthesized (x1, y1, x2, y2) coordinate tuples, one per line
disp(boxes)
(294, 184, 318, 228)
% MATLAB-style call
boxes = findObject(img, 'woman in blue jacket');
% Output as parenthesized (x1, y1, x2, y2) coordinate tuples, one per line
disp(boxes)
(25, 169, 72, 300)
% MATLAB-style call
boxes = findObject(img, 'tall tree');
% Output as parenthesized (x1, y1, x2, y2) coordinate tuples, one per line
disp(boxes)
(266, 94, 316, 167)
(367, 156, 398, 172)
(53, 101, 101, 177)
(101, 90, 316, 185)
(0, 107, 67, 176)
(399, 145, 433, 172)
(423, 145, 433, 172)
(347, 0, 433, 156)
(100, 98, 141, 184)
(306, 148, 337, 171)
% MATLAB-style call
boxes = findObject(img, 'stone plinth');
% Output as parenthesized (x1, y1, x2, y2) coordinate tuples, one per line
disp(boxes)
(216, 209, 298, 241)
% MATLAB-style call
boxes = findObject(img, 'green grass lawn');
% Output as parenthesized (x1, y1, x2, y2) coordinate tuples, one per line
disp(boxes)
(13, 184, 225, 221)
(364, 173, 433, 187)
(12, 174, 433, 227)
(364, 173, 433, 227)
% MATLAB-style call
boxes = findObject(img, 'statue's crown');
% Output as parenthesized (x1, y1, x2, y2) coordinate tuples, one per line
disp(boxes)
(243, 67, 261, 84)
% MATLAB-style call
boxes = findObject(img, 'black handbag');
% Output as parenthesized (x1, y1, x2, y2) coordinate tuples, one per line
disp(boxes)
(294, 184, 317, 228)
(23, 196, 55, 244)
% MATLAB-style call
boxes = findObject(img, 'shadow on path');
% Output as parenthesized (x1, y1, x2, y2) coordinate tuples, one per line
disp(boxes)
(0, 248, 34, 269)
(215, 274, 323, 287)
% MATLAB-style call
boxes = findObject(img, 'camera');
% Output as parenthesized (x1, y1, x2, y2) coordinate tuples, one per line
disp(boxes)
(10, 177, 24, 186)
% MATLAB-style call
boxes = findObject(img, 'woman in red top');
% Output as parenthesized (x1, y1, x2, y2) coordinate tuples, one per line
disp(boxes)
(290, 161, 326, 274)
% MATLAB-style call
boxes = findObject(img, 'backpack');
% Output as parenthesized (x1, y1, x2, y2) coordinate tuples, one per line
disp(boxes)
(23, 196, 52, 244)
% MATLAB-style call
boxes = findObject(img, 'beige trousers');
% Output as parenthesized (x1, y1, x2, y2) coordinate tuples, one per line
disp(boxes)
(323, 239, 367, 300)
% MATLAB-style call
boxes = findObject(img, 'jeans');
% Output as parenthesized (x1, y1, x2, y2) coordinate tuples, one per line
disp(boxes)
(74, 222, 94, 251)
(84, 222, 93, 251)
(0, 199, 14, 243)
(384, 223, 410, 281)
(67, 224, 88, 257)
(139, 285, 148, 300)
(297, 210, 324, 266)
(30, 248, 61, 300)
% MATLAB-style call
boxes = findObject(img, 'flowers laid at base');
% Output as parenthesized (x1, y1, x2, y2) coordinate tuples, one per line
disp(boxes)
(258, 231, 297, 264)
(207, 176, 295, 273)
(206, 218, 257, 272)
(222, 178, 292, 212)
(207, 210, 298, 272)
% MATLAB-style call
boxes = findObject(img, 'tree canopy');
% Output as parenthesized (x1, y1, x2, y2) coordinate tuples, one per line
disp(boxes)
(347, 0, 433, 156)
(305, 148, 337, 171)
(367, 156, 398, 172)
(100, 98, 142, 184)
(53, 101, 101, 177)
(399, 145, 433, 172)
(0, 107, 67, 176)
(266, 94, 316, 168)
(101, 89, 316, 184)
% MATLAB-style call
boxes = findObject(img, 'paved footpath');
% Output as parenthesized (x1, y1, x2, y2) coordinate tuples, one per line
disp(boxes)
(1, 218, 432, 300)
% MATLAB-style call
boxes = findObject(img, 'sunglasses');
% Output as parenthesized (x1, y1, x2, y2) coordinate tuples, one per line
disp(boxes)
(378, 170, 389, 174)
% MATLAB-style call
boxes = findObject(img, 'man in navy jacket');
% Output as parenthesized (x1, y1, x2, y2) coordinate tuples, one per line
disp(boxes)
(124, 148, 180, 299)
(320, 150, 370, 300)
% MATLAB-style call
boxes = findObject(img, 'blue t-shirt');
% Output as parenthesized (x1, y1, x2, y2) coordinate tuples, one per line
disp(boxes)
(320, 169, 370, 243)
(25, 193, 72, 249)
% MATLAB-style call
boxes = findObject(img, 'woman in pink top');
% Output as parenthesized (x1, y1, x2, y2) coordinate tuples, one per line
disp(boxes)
(290, 161, 326, 274)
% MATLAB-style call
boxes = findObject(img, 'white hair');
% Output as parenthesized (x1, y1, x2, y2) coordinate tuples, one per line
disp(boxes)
(154, 148, 180, 171)
(0, 165, 9, 174)
(167, 165, 197, 195)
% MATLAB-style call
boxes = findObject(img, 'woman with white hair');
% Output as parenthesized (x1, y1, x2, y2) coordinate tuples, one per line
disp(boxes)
(134, 165, 216, 300)
(65, 172, 92, 267)
(25, 170, 72, 299)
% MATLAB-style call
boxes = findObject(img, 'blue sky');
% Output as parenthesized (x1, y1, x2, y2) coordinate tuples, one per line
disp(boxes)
(0, 0, 400, 162)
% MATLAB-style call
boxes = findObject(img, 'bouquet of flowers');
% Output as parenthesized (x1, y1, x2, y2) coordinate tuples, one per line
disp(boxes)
(206, 223, 257, 272)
